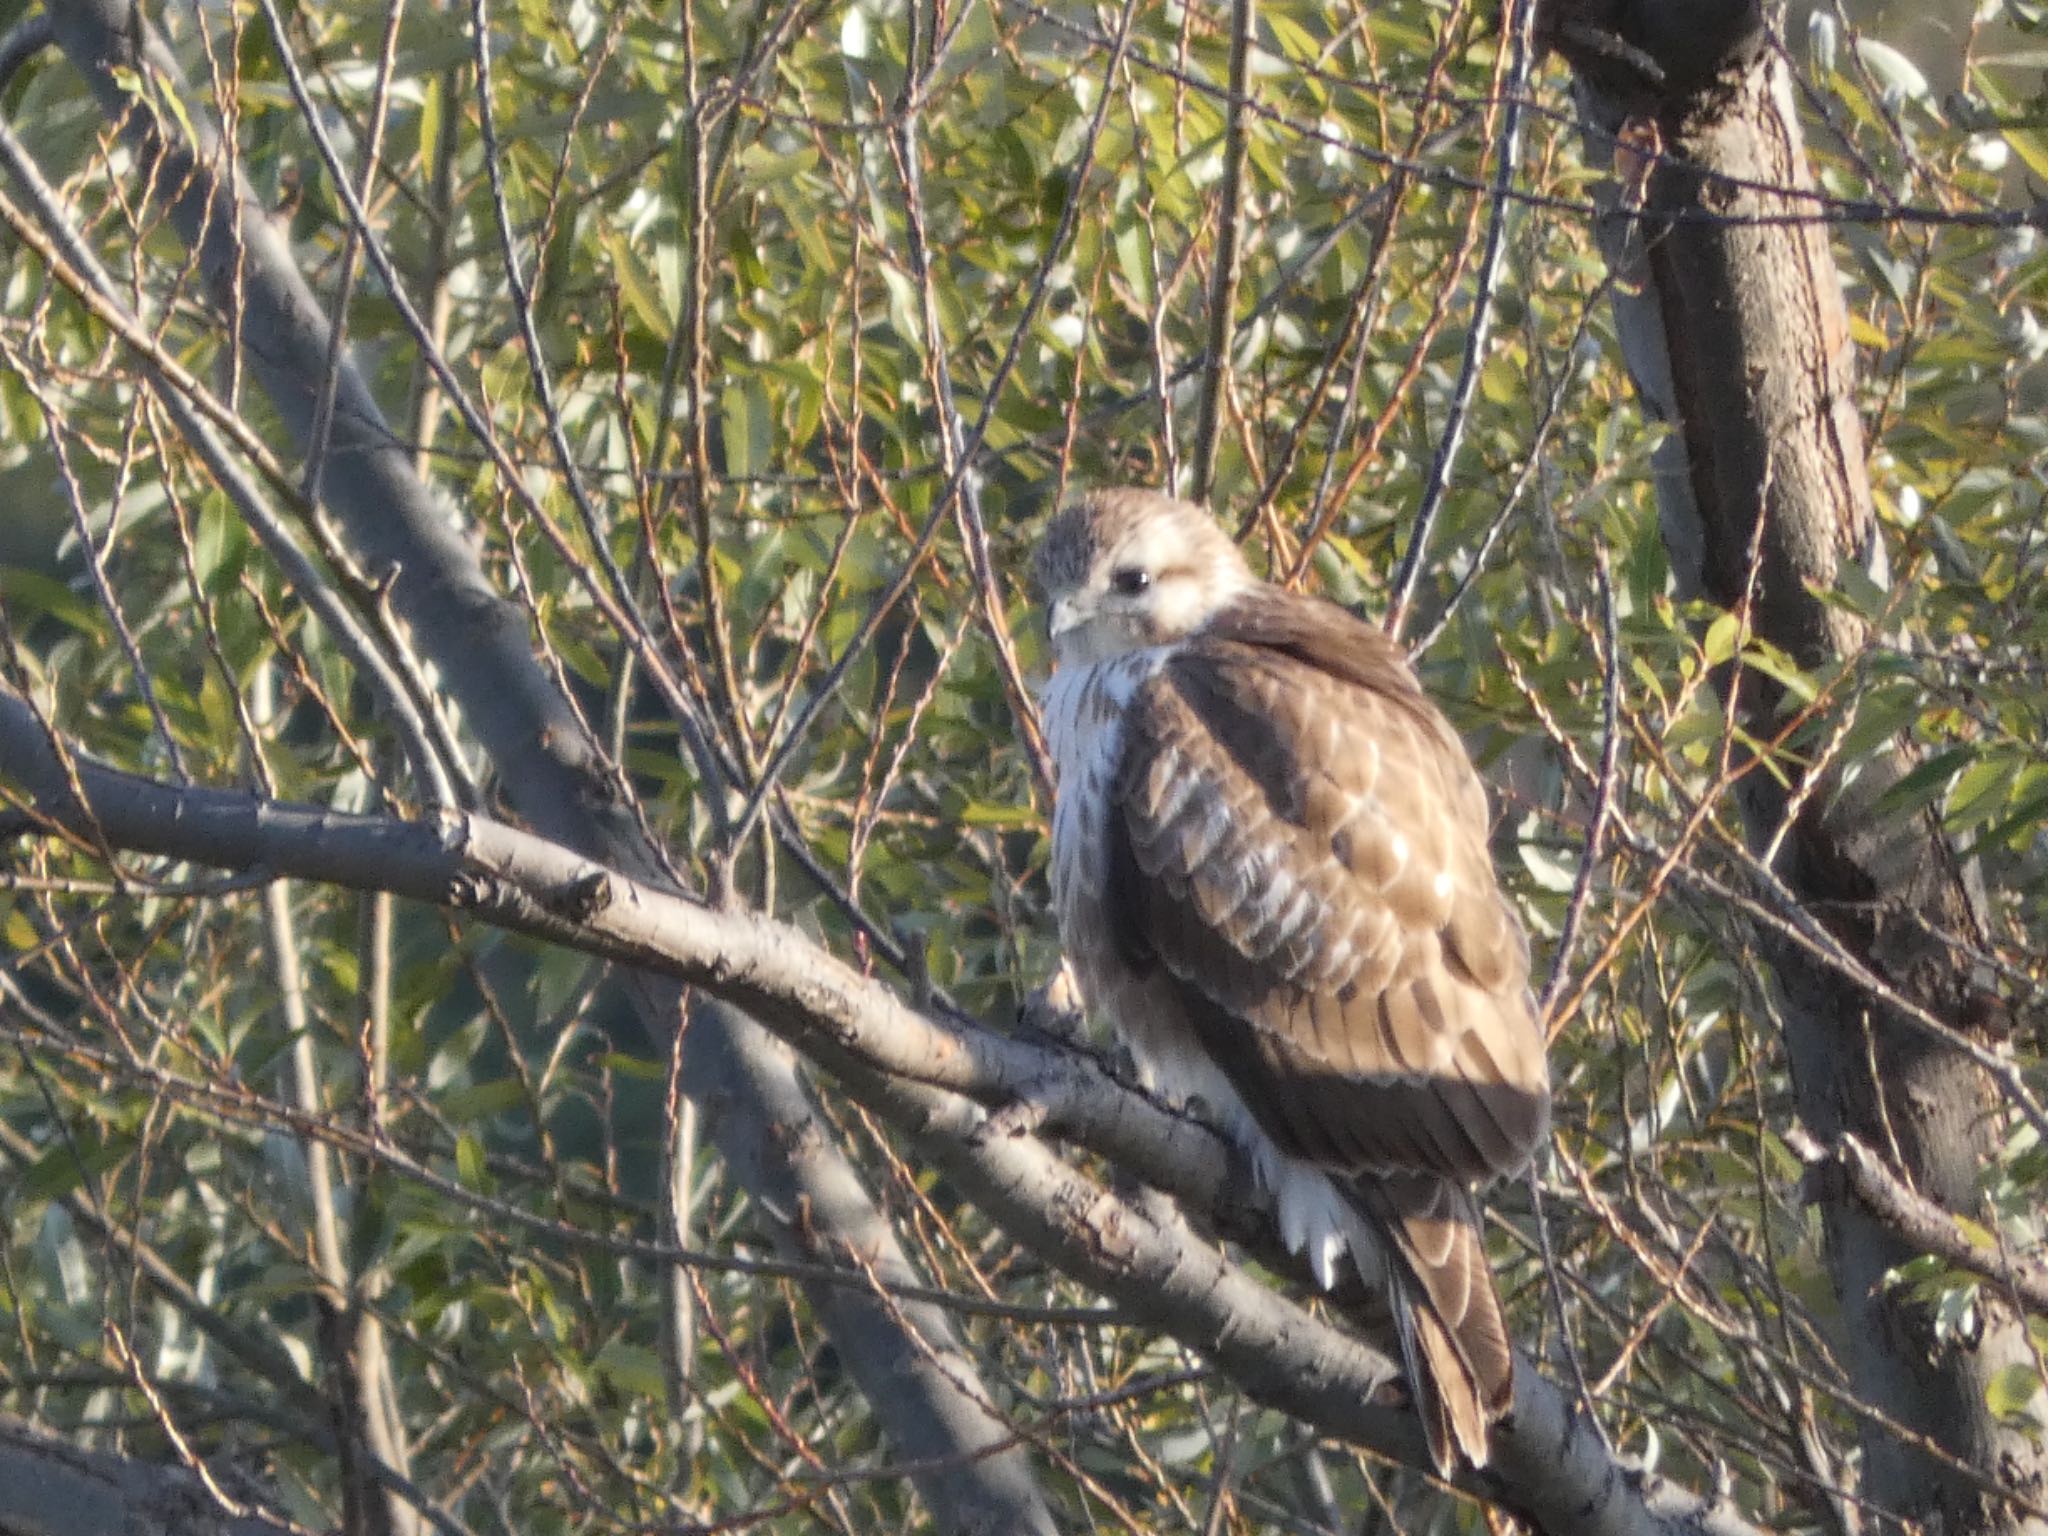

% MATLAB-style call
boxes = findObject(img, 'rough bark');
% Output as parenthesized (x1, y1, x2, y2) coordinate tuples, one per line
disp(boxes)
(1545, 3, 2046, 1529)
(0, 1412, 297, 1536)
(27, 7, 1057, 1532)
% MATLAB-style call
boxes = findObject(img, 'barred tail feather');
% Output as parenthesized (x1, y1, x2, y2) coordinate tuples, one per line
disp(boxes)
(1405, 1277, 1498, 1471)
(1352, 1174, 1514, 1473)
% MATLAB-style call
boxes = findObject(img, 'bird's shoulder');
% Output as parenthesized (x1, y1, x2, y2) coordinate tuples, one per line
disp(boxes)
(1100, 584, 1549, 1182)
(1116, 583, 1472, 816)
(1178, 582, 1422, 700)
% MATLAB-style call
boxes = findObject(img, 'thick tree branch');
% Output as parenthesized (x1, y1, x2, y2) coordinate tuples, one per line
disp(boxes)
(0, 694, 1764, 1536)
(28, 7, 1058, 1530)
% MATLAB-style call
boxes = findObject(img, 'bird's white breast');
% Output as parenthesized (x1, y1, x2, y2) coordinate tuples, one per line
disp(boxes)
(1042, 654, 1158, 931)
(1040, 653, 1386, 1293)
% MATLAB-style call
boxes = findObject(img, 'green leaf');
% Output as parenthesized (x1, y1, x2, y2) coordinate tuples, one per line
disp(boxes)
(1878, 748, 1971, 818)
(599, 1053, 667, 1081)
(1947, 756, 2012, 827)
(0, 568, 105, 639)
(438, 1078, 528, 1125)
(957, 799, 1035, 829)
(1987, 1363, 2043, 1422)
(454, 1134, 491, 1193)
(720, 378, 772, 479)
(1701, 611, 1742, 666)
(594, 1340, 669, 1400)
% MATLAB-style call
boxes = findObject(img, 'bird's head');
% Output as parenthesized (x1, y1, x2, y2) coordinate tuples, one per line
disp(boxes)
(1032, 489, 1254, 667)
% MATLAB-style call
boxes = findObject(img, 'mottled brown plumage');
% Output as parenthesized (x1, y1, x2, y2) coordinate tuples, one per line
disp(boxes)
(1035, 489, 1549, 1472)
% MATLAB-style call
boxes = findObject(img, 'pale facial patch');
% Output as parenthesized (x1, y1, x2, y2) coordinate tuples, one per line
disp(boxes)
(1036, 491, 1255, 669)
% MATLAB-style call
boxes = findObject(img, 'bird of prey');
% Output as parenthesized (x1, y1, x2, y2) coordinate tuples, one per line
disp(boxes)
(1033, 488, 1550, 1471)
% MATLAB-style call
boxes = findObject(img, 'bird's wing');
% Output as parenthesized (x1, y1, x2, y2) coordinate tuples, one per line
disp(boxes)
(1109, 586, 1549, 1184)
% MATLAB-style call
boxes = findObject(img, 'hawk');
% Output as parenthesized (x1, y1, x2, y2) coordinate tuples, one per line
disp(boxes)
(1034, 489, 1550, 1471)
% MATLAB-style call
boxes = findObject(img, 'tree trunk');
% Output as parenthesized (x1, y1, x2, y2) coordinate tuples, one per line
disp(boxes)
(1545, 2, 2048, 1528)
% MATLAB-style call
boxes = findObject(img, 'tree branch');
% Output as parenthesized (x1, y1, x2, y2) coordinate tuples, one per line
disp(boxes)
(1787, 1129, 2048, 1318)
(0, 693, 1766, 1536)
(0, 1412, 298, 1536)
(29, 6, 1059, 1529)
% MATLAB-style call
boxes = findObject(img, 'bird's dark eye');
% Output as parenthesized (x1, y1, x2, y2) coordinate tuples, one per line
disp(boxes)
(1110, 567, 1151, 596)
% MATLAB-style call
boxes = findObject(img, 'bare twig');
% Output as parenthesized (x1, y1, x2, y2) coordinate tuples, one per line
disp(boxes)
(1387, 0, 1539, 639)
(1189, 0, 1254, 501)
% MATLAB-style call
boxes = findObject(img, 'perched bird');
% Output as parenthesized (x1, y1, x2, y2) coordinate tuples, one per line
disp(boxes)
(1033, 488, 1550, 1471)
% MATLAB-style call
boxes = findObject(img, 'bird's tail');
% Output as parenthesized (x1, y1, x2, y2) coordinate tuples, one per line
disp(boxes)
(1348, 1172, 1515, 1473)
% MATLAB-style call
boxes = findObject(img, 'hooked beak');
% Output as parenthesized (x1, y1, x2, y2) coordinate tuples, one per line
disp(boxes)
(1047, 595, 1083, 640)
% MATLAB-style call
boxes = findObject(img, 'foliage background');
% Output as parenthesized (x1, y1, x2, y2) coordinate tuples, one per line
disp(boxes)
(0, 0, 2044, 1530)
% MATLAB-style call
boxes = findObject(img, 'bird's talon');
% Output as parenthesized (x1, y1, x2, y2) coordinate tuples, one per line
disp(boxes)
(1019, 964, 1087, 1043)
(981, 1093, 1051, 1141)
(972, 1076, 1063, 1147)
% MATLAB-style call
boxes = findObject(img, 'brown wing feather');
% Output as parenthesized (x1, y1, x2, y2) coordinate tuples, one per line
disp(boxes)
(1107, 587, 1544, 1472)
(1112, 588, 1549, 1185)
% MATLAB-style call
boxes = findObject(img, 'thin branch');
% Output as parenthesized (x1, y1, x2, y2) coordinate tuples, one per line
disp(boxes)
(1787, 1129, 2048, 1317)
(1387, 0, 1538, 639)
(1189, 0, 1254, 501)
